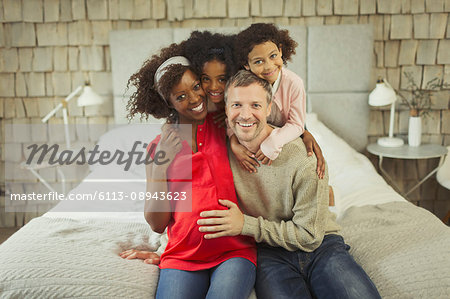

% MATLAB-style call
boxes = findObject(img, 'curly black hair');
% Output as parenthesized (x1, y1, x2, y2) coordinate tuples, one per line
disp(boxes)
(184, 31, 237, 79)
(126, 42, 196, 123)
(234, 23, 298, 68)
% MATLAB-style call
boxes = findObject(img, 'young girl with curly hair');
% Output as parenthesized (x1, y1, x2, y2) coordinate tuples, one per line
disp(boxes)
(121, 42, 256, 299)
(183, 30, 236, 127)
(231, 23, 326, 176)
(184, 29, 326, 178)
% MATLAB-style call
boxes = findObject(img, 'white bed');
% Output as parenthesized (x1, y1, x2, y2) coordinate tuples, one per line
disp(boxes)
(1, 113, 449, 298)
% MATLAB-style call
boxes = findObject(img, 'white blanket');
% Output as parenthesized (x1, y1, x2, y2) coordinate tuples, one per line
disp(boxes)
(340, 201, 450, 299)
(0, 216, 161, 298)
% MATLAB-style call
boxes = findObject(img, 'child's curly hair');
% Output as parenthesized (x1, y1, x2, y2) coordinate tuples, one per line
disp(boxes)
(126, 42, 195, 123)
(234, 23, 298, 68)
(184, 31, 237, 79)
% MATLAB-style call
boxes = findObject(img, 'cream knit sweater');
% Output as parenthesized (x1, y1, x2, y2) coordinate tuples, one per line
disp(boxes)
(229, 138, 341, 252)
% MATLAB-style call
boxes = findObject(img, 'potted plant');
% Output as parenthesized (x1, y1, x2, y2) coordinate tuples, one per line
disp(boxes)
(398, 72, 447, 146)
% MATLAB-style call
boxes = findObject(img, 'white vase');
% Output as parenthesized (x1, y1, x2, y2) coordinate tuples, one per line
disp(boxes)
(408, 116, 422, 147)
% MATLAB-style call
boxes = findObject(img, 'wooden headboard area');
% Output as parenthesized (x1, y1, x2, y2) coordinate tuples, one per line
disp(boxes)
(110, 24, 373, 152)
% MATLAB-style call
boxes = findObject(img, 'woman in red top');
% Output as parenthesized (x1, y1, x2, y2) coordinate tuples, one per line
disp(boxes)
(121, 43, 256, 299)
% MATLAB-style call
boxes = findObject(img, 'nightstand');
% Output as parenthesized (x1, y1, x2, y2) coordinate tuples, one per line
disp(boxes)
(367, 143, 448, 202)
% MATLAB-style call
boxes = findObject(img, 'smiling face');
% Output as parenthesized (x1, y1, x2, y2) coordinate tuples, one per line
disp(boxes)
(200, 59, 227, 105)
(245, 41, 283, 85)
(168, 69, 207, 124)
(225, 83, 272, 144)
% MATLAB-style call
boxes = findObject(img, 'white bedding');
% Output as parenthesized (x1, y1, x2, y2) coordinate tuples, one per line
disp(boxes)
(1, 114, 449, 298)
(340, 201, 450, 299)
(0, 216, 161, 298)
(305, 114, 406, 217)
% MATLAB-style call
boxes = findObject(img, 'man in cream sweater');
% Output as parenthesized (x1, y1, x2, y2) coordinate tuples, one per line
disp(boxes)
(197, 70, 380, 299)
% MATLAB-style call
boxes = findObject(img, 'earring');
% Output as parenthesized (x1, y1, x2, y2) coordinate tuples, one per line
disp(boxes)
(168, 108, 178, 124)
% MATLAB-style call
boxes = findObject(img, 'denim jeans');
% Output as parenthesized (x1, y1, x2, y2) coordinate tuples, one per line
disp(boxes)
(255, 234, 381, 299)
(156, 257, 256, 299)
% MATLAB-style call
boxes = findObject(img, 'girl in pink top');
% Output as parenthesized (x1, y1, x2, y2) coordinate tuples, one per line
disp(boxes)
(232, 23, 325, 178)
(185, 29, 326, 178)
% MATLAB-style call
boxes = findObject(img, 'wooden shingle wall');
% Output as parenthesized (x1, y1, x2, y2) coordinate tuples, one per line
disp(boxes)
(0, 0, 449, 226)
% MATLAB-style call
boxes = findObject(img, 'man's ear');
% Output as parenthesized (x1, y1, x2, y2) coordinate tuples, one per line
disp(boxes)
(244, 64, 250, 70)
(266, 102, 272, 117)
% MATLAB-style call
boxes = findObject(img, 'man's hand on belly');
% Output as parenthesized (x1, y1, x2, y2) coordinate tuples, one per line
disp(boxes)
(197, 199, 244, 239)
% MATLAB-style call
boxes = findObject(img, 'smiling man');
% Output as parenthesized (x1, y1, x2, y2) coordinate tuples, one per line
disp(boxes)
(198, 70, 381, 299)
(225, 75, 271, 145)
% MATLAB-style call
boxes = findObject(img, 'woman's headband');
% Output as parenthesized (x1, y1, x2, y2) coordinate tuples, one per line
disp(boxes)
(154, 56, 191, 101)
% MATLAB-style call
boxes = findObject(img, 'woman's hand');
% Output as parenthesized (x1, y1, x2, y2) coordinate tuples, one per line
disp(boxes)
(301, 130, 325, 179)
(255, 149, 272, 166)
(230, 134, 259, 173)
(119, 249, 161, 265)
(157, 123, 183, 164)
(212, 111, 227, 128)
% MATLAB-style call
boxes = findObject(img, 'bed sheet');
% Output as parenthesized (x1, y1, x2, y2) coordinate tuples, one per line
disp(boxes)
(45, 170, 147, 221)
(305, 113, 406, 218)
(0, 215, 161, 298)
(340, 201, 450, 298)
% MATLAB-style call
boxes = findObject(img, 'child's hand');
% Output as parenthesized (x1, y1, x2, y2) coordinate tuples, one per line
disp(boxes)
(119, 249, 161, 265)
(230, 135, 259, 173)
(255, 149, 272, 166)
(301, 130, 325, 179)
(213, 111, 227, 128)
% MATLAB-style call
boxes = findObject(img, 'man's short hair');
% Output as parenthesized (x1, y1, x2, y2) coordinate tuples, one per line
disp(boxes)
(224, 70, 272, 104)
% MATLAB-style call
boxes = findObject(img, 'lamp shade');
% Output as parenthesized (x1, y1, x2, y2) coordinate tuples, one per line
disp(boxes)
(368, 79, 396, 107)
(77, 85, 104, 107)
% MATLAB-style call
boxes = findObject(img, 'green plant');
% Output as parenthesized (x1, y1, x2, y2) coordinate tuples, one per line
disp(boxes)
(398, 72, 447, 117)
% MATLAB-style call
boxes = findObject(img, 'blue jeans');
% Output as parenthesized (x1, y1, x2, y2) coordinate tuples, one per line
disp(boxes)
(156, 257, 256, 299)
(255, 235, 381, 299)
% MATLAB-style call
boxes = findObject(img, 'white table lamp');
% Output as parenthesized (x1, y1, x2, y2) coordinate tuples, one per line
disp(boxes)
(369, 78, 404, 147)
(42, 83, 104, 148)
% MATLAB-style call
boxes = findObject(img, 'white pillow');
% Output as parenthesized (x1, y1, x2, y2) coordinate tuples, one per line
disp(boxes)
(91, 124, 162, 178)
